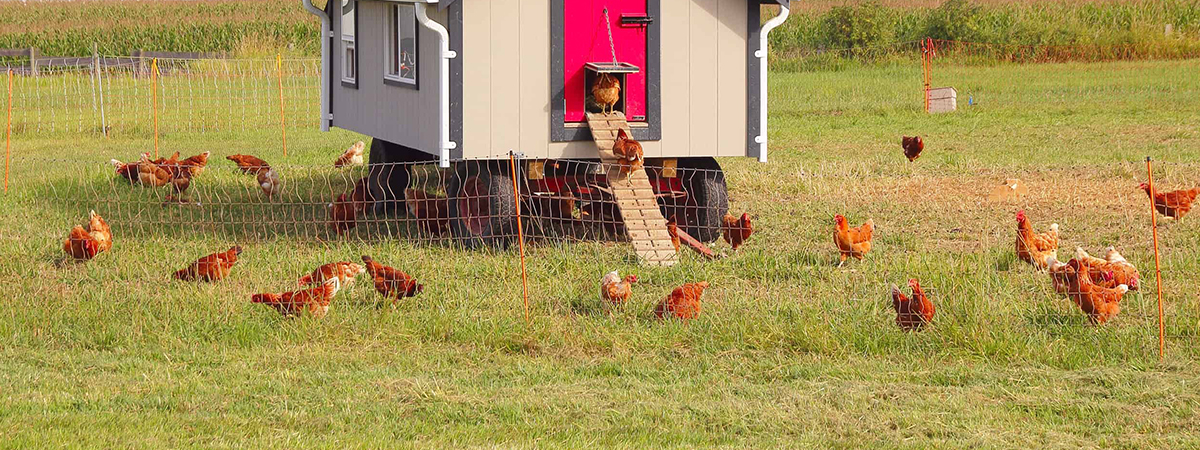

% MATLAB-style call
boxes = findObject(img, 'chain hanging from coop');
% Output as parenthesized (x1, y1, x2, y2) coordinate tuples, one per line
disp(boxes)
(587, 7, 641, 117)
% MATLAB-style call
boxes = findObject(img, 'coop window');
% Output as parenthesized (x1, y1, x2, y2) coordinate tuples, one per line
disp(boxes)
(384, 4, 418, 88)
(340, 0, 357, 87)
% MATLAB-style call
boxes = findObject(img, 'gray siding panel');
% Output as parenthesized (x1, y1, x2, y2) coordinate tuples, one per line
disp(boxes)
(333, 0, 756, 161)
(331, 0, 444, 156)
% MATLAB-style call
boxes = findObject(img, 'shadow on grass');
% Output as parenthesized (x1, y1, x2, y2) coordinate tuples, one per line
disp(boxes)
(26, 160, 687, 256)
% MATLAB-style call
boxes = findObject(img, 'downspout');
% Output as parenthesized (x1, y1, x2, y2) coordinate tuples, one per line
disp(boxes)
(754, 3, 789, 163)
(301, 0, 331, 132)
(416, 3, 457, 168)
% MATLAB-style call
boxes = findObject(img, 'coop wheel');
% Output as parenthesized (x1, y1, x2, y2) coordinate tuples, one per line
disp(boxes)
(447, 161, 518, 248)
(676, 157, 729, 243)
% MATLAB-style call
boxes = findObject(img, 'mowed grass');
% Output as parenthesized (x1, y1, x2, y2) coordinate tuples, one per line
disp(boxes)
(2, 59, 1200, 447)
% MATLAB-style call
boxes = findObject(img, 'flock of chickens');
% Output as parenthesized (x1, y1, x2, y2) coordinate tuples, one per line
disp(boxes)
(597, 136, 1192, 330)
(57, 111, 1200, 326)
(107, 141, 365, 206)
(888, 136, 1199, 329)
(65, 218, 424, 318)
(73, 142, 427, 317)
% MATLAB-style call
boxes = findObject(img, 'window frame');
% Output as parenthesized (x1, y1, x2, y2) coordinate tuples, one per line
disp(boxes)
(549, 0, 661, 142)
(340, 0, 358, 88)
(384, 4, 420, 90)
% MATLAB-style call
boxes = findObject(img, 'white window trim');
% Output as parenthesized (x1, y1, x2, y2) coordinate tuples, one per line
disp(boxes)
(384, 4, 418, 88)
(342, 39, 357, 84)
(341, 0, 357, 85)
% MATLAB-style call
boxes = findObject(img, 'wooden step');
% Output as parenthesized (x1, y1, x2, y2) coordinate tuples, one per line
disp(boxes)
(585, 111, 678, 267)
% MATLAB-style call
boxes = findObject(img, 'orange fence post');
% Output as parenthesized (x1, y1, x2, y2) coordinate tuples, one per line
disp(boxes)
(1146, 156, 1166, 359)
(151, 58, 159, 159)
(4, 69, 11, 193)
(276, 53, 288, 157)
(509, 151, 530, 325)
(921, 39, 931, 113)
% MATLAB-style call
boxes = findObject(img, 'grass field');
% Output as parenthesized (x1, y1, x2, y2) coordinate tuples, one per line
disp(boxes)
(3, 58, 1200, 447)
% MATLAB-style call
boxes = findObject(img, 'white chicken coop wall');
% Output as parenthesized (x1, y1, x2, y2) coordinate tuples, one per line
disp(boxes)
(460, 0, 750, 160)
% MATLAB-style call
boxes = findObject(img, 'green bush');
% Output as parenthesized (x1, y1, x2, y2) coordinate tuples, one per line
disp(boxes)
(923, 0, 982, 42)
(820, 1, 893, 49)
(770, 0, 1200, 71)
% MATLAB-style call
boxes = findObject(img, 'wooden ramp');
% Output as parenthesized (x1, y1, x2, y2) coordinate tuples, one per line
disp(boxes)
(585, 112, 678, 267)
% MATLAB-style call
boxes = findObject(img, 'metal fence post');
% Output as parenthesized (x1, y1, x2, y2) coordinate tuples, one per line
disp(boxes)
(95, 49, 107, 137)
(27, 47, 38, 77)
(276, 53, 288, 157)
(90, 44, 99, 120)
(4, 69, 11, 193)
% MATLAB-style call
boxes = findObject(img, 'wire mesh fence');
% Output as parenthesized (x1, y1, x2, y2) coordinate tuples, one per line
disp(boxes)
(3, 41, 1200, 355)
(19, 155, 732, 247)
(6, 56, 319, 137)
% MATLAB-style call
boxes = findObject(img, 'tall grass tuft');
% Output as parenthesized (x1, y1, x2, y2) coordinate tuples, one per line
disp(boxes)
(772, 0, 1200, 70)
(0, 0, 320, 57)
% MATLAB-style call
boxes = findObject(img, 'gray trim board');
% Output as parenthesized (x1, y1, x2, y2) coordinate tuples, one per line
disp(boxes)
(746, 1, 762, 159)
(550, 0, 662, 143)
(325, 0, 335, 129)
(449, 0, 463, 161)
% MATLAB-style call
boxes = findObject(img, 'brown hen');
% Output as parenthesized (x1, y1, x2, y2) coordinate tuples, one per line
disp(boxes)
(600, 271, 637, 307)
(891, 279, 935, 331)
(592, 73, 621, 115)
(1141, 183, 1199, 220)
(362, 255, 424, 303)
(1074, 247, 1140, 291)
(227, 154, 271, 175)
(901, 136, 924, 162)
(297, 261, 365, 289)
(1065, 259, 1128, 325)
(654, 282, 709, 321)
(612, 128, 644, 176)
(833, 215, 874, 265)
(252, 278, 340, 319)
(63, 210, 111, 261)
(1015, 210, 1058, 271)
(137, 153, 173, 187)
(174, 246, 242, 282)
(721, 212, 753, 251)
(334, 141, 366, 168)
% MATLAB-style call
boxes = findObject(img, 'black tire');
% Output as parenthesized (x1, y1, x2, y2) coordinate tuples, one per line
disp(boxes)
(447, 161, 518, 248)
(675, 157, 728, 243)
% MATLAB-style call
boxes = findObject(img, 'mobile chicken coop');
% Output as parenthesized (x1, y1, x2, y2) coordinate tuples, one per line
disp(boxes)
(302, 0, 790, 262)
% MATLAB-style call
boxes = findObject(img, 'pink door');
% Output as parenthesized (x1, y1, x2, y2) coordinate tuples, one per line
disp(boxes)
(564, 0, 648, 123)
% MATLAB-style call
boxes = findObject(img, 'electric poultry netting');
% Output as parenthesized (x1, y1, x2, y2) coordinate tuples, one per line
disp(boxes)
(4, 47, 1200, 344)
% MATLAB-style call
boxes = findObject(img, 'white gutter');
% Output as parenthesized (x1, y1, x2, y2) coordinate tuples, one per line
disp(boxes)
(754, 4, 789, 163)
(301, 0, 331, 132)
(416, 3, 457, 168)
